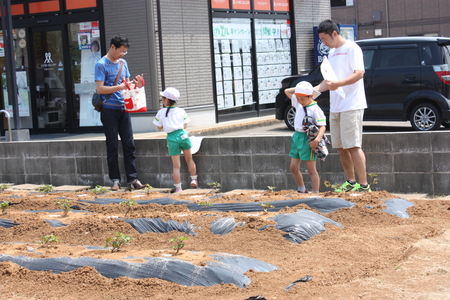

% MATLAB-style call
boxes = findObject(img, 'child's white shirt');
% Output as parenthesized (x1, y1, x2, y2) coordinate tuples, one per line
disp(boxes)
(153, 106, 191, 133)
(291, 97, 326, 132)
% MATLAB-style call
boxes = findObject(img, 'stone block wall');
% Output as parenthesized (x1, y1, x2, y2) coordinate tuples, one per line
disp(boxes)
(0, 131, 448, 195)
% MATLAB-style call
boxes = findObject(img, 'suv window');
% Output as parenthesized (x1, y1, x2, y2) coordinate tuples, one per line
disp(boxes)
(420, 44, 437, 65)
(379, 48, 420, 68)
(363, 49, 375, 70)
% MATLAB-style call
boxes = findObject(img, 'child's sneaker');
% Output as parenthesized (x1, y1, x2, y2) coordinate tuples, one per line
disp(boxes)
(174, 187, 182, 193)
(190, 179, 198, 188)
(350, 183, 372, 192)
(297, 190, 309, 194)
(334, 180, 356, 192)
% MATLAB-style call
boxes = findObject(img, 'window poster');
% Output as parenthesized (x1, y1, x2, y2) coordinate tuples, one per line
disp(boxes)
(255, 20, 291, 105)
(211, 0, 230, 9)
(232, 0, 250, 10)
(253, 0, 271, 11)
(78, 21, 102, 126)
(273, 0, 289, 11)
(2, 71, 30, 117)
(213, 19, 252, 110)
(78, 33, 91, 50)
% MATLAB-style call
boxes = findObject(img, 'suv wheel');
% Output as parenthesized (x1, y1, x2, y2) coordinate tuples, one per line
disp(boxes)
(410, 103, 442, 131)
(284, 105, 296, 130)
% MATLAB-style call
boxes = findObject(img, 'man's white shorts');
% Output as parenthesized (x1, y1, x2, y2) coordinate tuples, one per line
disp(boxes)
(329, 109, 364, 149)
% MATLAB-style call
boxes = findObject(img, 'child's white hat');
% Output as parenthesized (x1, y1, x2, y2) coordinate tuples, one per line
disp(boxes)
(160, 87, 180, 101)
(294, 81, 314, 97)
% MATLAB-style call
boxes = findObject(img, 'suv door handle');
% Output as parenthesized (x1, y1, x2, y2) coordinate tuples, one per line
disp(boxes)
(404, 74, 416, 82)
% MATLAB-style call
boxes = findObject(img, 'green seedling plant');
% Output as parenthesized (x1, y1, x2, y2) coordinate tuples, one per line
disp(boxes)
(324, 181, 342, 191)
(207, 182, 221, 193)
(0, 184, 10, 191)
(0, 201, 10, 215)
(260, 202, 275, 212)
(91, 185, 109, 194)
(120, 199, 137, 216)
(38, 185, 54, 193)
(198, 201, 213, 210)
(105, 233, 133, 252)
(267, 186, 277, 192)
(170, 236, 189, 255)
(37, 234, 60, 246)
(368, 173, 379, 187)
(143, 184, 153, 195)
(56, 199, 73, 217)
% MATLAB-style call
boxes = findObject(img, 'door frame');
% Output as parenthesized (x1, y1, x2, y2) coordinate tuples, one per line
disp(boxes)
(29, 24, 74, 134)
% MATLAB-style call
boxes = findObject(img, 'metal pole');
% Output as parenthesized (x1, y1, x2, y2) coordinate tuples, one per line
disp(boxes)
(0, 0, 20, 129)
(146, 0, 160, 110)
(385, 0, 390, 37)
(0, 109, 12, 141)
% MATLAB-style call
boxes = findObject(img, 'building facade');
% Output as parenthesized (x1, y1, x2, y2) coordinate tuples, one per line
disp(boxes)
(331, 0, 450, 39)
(0, 0, 329, 136)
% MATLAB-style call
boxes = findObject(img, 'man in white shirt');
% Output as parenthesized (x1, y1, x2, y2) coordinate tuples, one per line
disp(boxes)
(314, 19, 370, 192)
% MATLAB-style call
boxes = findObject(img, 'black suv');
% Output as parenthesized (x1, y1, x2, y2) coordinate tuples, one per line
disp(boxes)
(275, 37, 450, 131)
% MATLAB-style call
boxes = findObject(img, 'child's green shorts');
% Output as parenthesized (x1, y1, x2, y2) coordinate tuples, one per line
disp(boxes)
(289, 131, 317, 161)
(167, 129, 192, 156)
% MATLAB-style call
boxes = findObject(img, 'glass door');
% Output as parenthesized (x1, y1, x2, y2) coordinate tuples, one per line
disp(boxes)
(0, 28, 32, 130)
(68, 21, 102, 127)
(31, 28, 68, 129)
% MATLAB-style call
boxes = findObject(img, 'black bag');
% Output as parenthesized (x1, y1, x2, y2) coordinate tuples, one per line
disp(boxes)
(92, 91, 103, 112)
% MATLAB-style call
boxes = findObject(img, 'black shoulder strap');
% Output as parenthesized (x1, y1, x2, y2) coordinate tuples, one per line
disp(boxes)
(303, 106, 308, 116)
(103, 60, 124, 104)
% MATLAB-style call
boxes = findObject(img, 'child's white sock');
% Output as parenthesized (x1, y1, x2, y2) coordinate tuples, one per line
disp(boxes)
(174, 183, 182, 189)
(297, 186, 306, 193)
(312, 191, 319, 193)
(190, 175, 198, 180)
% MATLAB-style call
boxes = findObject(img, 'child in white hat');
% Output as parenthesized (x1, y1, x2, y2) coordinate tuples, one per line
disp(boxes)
(285, 81, 327, 193)
(153, 87, 198, 192)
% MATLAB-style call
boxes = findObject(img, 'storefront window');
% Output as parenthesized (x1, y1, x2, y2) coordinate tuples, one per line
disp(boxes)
(212, 17, 291, 113)
(1, 28, 32, 129)
(68, 21, 101, 127)
(255, 19, 291, 106)
(212, 18, 253, 110)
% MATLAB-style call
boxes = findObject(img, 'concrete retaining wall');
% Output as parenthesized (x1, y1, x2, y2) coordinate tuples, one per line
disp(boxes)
(0, 131, 449, 195)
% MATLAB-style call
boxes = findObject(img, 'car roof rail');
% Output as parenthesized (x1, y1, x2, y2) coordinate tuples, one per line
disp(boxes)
(437, 38, 450, 46)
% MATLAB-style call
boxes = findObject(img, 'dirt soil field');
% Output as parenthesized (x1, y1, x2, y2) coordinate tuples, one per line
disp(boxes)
(0, 188, 449, 300)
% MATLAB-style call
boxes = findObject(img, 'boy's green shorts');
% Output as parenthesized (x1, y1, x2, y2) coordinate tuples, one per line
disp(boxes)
(289, 131, 317, 161)
(167, 129, 193, 156)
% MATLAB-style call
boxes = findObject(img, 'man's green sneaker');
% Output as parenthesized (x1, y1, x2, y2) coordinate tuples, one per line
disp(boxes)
(334, 180, 356, 192)
(350, 183, 372, 192)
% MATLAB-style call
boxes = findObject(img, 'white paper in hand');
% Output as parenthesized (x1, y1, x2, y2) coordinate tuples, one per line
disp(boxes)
(181, 136, 204, 155)
(320, 56, 346, 99)
(312, 89, 321, 100)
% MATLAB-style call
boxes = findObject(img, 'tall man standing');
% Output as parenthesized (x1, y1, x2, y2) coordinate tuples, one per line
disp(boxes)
(314, 20, 370, 192)
(95, 34, 145, 191)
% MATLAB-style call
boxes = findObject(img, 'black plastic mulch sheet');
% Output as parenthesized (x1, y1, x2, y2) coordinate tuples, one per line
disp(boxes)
(0, 253, 279, 288)
(43, 219, 68, 227)
(0, 218, 20, 228)
(382, 198, 415, 218)
(188, 198, 353, 214)
(259, 209, 344, 244)
(210, 217, 245, 235)
(123, 218, 197, 236)
(79, 197, 354, 214)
